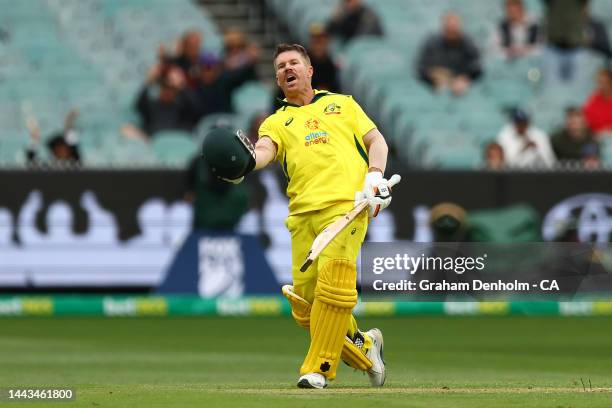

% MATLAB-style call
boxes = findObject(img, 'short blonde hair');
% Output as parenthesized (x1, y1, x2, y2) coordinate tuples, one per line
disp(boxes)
(273, 43, 311, 68)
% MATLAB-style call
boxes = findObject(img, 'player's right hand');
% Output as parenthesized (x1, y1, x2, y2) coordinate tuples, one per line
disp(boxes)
(356, 174, 401, 218)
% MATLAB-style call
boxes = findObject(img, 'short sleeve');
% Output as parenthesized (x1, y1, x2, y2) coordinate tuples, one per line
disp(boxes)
(258, 116, 283, 162)
(349, 96, 377, 139)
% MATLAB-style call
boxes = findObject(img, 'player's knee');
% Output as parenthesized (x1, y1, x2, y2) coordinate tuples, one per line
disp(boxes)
(315, 259, 358, 309)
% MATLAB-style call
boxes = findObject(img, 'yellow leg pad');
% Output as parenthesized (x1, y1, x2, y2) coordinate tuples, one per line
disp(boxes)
(341, 335, 373, 371)
(300, 259, 358, 380)
(282, 285, 372, 371)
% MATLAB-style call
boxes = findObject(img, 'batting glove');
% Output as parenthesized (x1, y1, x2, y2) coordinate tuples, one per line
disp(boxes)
(356, 171, 398, 218)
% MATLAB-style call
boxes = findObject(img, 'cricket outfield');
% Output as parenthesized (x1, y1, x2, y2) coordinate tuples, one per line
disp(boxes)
(1, 316, 611, 407)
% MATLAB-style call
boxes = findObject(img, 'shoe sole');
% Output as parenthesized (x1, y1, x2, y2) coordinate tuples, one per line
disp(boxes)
(297, 378, 327, 389)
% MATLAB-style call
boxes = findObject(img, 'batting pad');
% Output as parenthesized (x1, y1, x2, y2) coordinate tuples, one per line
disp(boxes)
(282, 285, 373, 371)
(300, 259, 358, 380)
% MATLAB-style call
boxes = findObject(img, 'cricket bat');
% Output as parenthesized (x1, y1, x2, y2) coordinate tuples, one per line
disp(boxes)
(299, 174, 401, 272)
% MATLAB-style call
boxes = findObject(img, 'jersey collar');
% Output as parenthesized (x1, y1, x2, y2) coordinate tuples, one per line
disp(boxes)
(278, 90, 330, 109)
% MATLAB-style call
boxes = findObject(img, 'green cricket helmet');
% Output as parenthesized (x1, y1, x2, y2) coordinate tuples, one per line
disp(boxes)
(201, 127, 256, 180)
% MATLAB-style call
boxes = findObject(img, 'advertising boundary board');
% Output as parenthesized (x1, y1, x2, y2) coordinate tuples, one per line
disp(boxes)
(0, 296, 611, 317)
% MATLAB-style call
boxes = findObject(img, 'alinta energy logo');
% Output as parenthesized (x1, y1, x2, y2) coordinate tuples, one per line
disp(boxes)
(304, 118, 329, 147)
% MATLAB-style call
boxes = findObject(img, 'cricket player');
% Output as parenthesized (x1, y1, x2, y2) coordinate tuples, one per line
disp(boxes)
(202, 43, 398, 389)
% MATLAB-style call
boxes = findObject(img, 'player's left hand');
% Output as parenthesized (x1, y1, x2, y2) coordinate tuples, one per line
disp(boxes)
(356, 173, 401, 218)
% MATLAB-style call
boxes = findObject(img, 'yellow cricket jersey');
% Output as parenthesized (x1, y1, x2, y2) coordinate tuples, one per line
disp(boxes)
(258, 90, 376, 215)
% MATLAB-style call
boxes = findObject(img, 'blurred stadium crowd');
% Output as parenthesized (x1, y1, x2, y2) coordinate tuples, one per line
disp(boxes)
(0, 0, 611, 170)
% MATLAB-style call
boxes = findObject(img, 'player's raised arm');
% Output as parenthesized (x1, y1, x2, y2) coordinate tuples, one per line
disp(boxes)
(254, 136, 277, 170)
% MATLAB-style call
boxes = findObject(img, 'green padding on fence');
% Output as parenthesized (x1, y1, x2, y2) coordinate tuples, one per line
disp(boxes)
(0, 296, 611, 317)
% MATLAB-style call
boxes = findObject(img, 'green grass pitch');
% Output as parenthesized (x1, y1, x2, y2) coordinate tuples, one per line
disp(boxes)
(1, 316, 611, 407)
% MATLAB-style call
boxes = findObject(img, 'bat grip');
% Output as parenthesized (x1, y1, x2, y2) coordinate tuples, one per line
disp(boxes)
(388, 174, 401, 188)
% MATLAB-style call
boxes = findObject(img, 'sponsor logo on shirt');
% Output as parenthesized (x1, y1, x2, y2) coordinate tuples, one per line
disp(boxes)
(285, 117, 294, 126)
(304, 131, 329, 147)
(304, 119, 328, 146)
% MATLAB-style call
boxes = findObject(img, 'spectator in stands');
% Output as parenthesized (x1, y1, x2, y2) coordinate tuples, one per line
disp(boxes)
(307, 24, 340, 92)
(429, 202, 469, 242)
(192, 54, 231, 118)
(580, 143, 601, 169)
(496, 108, 556, 167)
(135, 64, 200, 137)
(169, 30, 213, 89)
(551, 107, 600, 165)
(584, 1, 612, 58)
(25, 109, 81, 167)
(541, 0, 590, 85)
(222, 27, 259, 82)
(484, 142, 506, 170)
(491, 0, 541, 60)
(326, 0, 383, 44)
(416, 12, 482, 96)
(192, 53, 255, 122)
(583, 67, 612, 135)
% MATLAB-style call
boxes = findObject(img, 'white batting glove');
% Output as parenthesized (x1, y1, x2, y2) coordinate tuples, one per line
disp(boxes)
(356, 171, 399, 218)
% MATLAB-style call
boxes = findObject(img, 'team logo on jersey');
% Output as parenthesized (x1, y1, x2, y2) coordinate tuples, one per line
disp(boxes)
(304, 118, 319, 130)
(324, 103, 341, 115)
(284, 117, 293, 126)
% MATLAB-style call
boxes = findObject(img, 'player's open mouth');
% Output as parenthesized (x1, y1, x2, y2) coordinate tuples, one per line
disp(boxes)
(286, 75, 297, 84)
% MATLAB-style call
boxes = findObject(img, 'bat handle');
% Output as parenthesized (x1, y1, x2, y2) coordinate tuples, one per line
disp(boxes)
(388, 174, 401, 188)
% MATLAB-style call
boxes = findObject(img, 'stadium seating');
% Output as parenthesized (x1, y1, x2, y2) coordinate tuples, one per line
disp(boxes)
(0, 0, 271, 168)
(231, 82, 272, 121)
(266, 0, 612, 169)
(1, 1, 610, 168)
(152, 131, 199, 166)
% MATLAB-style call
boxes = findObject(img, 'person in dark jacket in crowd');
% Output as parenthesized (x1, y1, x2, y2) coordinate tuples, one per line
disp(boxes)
(416, 12, 482, 96)
(191, 53, 256, 122)
(308, 24, 340, 92)
(551, 107, 599, 163)
(541, 0, 590, 85)
(326, 0, 383, 44)
(584, 1, 612, 58)
(135, 64, 200, 137)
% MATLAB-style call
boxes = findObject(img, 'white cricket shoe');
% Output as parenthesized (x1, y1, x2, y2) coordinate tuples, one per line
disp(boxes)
(365, 328, 386, 387)
(297, 373, 327, 389)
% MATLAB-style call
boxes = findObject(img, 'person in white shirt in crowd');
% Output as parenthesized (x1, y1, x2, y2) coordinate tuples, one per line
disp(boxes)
(496, 108, 556, 167)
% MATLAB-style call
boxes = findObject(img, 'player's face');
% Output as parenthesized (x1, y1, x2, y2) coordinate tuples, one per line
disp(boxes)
(275, 50, 313, 96)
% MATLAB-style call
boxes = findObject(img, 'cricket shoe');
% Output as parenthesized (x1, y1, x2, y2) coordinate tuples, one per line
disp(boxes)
(365, 328, 386, 387)
(297, 373, 327, 389)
